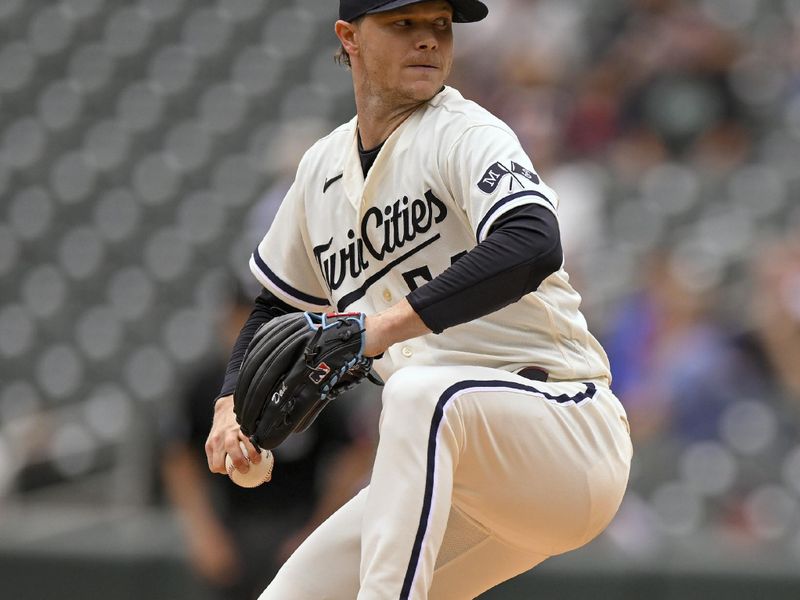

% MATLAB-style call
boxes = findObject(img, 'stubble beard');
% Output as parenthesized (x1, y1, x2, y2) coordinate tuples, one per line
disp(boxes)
(366, 71, 441, 115)
(359, 46, 444, 111)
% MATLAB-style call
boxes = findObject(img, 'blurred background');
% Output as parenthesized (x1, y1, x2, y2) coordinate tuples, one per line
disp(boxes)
(0, 0, 799, 598)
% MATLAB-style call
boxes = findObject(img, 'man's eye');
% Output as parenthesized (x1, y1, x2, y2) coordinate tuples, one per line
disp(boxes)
(395, 19, 410, 27)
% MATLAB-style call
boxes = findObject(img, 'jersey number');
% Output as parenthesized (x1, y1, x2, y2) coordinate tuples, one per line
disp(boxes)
(401, 252, 467, 292)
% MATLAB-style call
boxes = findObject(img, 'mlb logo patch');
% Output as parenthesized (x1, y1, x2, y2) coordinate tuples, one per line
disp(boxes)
(309, 362, 331, 384)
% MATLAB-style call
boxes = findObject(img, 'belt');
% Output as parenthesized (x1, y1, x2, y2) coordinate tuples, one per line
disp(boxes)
(517, 367, 548, 382)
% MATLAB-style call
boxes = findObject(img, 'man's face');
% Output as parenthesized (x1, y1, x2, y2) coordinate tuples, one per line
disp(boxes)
(355, 1, 454, 104)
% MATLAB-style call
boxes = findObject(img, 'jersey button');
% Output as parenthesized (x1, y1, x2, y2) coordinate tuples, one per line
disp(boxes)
(401, 346, 413, 358)
(383, 289, 392, 302)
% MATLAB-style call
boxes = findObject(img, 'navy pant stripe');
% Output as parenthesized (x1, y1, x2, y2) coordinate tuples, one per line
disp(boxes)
(398, 379, 597, 599)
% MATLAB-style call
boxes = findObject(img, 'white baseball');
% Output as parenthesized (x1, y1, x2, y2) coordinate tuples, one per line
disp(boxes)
(226, 441, 273, 488)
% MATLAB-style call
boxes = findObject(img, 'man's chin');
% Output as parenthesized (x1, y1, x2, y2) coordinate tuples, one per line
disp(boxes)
(403, 80, 445, 103)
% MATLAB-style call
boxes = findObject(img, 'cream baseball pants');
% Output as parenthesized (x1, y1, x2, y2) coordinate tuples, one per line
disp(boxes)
(260, 365, 632, 600)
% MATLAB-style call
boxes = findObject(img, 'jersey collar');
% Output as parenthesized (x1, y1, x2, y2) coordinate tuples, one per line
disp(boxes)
(342, 88, 454, 211)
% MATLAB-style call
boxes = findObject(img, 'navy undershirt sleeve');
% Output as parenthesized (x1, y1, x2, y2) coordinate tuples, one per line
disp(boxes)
(217, 289, 300, 400)
(406, 203, 563, 334)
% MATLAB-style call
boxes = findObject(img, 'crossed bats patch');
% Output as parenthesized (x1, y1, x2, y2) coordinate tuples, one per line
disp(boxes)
(478, 161, 540, 194)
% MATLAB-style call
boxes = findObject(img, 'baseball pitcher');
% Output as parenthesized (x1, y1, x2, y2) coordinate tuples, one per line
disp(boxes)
(205, 1, 633, 598)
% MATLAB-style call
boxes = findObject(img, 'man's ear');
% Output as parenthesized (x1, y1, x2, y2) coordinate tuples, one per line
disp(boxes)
(335, 20, 360, 57)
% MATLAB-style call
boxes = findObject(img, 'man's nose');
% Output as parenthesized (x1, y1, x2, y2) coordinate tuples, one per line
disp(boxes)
(415, 31, 438, 51)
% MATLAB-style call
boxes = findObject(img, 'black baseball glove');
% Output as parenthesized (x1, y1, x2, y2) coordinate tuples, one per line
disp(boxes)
(234, 311, 379, 450)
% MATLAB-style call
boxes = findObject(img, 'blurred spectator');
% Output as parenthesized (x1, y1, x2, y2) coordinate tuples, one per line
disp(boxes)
(741, 231, 800, 404)
(633, 230, 800, 449)
(578, 0, 746, 175)
(603, 249, 727, 444)
(606, 230, 800, 546)
(667, 230, 800, 540)
(710, 231, 800, 537)
(160, 287, 376, 599)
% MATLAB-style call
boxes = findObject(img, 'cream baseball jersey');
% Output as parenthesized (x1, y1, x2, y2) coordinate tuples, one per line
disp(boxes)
(250, 86, 611, 384)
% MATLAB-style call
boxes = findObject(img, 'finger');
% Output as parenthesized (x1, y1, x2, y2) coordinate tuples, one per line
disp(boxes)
(227, 435, 250, 474)
(238, 434, 262, 464)
(205, 438, 215, 472)
(210, 442, 228, 475)
(206, 435, 227, 475)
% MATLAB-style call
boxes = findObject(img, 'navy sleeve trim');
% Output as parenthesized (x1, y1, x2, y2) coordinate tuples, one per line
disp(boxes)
(476, 190, 555, 242)
(252, 246, 329, 307)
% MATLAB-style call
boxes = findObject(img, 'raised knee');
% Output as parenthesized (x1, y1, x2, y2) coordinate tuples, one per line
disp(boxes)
(381, 366, 457, 416)
(378, 366, 468, 450)
(384, 366, 432, 403)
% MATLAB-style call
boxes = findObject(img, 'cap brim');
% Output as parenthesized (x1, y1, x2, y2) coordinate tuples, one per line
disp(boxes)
(367, 0, 488, 23)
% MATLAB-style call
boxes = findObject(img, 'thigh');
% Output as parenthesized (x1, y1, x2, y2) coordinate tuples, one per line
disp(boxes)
(259, 488, 366, 600)
(380, 366, 629, 556)
(449, 378, 631, 555)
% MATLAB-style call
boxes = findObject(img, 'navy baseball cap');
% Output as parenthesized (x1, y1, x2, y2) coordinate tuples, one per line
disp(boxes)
(339, 0, 489, 23)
